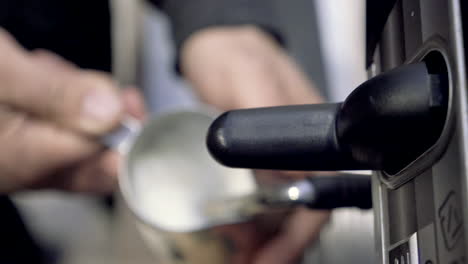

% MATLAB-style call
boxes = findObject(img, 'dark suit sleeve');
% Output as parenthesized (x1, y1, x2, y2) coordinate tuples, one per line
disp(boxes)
(149, 0, 284, 51)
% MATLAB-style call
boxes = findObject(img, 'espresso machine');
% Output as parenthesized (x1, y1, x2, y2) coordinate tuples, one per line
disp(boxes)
(369, 1, 467, 263)
(206, 0, 468, 263)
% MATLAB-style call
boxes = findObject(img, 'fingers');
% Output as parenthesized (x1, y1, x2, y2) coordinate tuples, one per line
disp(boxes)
(180, 25, 324, 111)
(51, 151, 120, 194)
(30, 49, 77, 71)
(47, 87, 147, 194)
(0, 106, 99, 192)
(0, 30, 147, 193)
(45, 88, 147, 194)
(213, 213, 286, 264)
(14, 88, 146, 194)
(254, 209, 330, 264)
(121, 87, 147, 120)
(226, 56, 289, 109)
(186, 51, 290, 110)
(0, 30, 123, 135)
(275, 54, 324, 105)
(180, 26, 290, 110)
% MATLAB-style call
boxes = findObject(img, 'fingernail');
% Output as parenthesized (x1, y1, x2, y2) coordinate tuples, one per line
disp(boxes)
(82, 89, 122, 126)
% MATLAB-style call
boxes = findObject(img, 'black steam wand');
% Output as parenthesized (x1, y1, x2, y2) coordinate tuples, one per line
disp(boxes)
(206, 62, 448, 209)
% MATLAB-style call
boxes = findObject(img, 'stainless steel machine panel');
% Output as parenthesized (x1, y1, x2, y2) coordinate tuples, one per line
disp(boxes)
(372, 0, 468, 263)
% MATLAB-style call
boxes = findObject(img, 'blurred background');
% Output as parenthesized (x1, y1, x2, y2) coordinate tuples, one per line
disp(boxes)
(12, 1, 374, 263)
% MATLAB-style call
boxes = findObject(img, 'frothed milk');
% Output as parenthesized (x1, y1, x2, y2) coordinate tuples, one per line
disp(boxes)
(124, 112, 256, 232)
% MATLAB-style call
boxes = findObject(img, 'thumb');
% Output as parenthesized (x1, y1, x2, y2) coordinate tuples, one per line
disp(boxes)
(0, 29, 123, 135)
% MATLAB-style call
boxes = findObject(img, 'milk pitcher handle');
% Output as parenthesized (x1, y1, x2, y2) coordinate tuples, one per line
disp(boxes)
(101, 116, 142, 154)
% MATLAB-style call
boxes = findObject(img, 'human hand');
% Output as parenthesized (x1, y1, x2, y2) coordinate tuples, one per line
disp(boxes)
(0, 29, 146, 194)
(212, 171, 329, 264)
(180, 26, 329, 264)
(180, 25, 322, 110)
